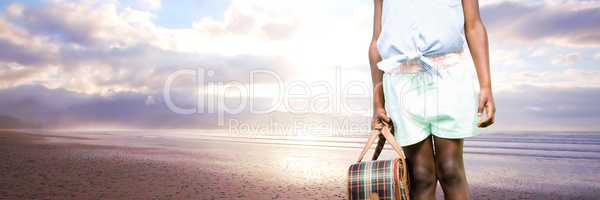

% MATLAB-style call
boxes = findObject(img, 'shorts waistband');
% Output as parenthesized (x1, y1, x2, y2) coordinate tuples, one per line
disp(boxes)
(385, 50, 465, 75)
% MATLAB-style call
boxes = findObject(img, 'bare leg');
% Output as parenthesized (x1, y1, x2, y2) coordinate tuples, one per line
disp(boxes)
(402, 136, 437, 200)
(433, 136, 470, 200)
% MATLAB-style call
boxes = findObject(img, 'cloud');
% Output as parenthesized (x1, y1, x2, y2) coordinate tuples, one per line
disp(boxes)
(0, 48, 294, 96)
(493, 84, 600, 131)
(481, 1, 600, 47)
(0, 18, 59, 65)
(551, 53, 581, 65)
(0, 0, 303, 95)
(5, 3, 24, 17)
(17, 1, 158, 48)
(528, 47, 550, 57)
(0, 62, 53, 88)
(499, 68, 600, 90)
(0, 0, 373, 95)
(136, 0, 161, 11)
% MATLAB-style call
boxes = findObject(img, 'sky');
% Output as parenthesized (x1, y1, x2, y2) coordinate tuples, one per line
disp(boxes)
(0, 0, 599, 132)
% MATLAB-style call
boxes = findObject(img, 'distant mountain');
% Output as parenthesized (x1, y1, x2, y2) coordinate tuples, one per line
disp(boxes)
(2, 83, 600, 131)
(0, 115, 40, 129)
(0, 84, 371, 130)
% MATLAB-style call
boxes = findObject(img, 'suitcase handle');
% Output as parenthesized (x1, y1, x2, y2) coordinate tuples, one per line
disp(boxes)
(356, 121, 406, 162)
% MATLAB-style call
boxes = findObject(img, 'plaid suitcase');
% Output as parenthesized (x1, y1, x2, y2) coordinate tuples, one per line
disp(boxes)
(348, 123, 410, 200)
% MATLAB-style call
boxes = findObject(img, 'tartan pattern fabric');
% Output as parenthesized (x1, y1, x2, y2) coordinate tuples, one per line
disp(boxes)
(348, 158, 409, 200)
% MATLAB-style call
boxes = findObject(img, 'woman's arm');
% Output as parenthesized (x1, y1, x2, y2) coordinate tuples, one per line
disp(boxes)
(462, 0, 496, 127)
(369, 0, 391, 130)
(369, 0, 390, 160)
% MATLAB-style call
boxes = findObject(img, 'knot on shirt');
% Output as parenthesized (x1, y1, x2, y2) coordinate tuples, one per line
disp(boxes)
(404, 52, 442, 78)
(377, 49, 464, 76)
(416, 56, 442, 78)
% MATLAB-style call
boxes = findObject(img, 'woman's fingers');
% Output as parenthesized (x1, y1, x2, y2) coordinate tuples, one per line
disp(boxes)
(477, 95, 485, 115)
(372, 121, 383, 130)
(372, 111, 392, 130)
(487, 100, 496, 119)
(478, 99, 495, 128)
(372, 116, 384, 130)
(478, 117, 493, 128)
(486, 100, 496, 125)
(476, 96, 486, 127)
(379, 112, 391, 123)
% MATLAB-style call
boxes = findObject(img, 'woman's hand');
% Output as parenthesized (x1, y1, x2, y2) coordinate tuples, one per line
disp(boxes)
(372, 107, 392, 130)
(477, 88, 496, 128)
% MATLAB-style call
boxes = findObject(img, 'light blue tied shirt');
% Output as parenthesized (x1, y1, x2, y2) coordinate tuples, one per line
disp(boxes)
(376, 0, 465, 76)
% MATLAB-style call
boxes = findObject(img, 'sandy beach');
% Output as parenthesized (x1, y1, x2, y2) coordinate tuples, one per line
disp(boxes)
(1, 130, 600, 200)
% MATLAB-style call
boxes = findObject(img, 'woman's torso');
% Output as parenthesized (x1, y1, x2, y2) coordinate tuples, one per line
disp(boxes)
(376, 0, 465, 72)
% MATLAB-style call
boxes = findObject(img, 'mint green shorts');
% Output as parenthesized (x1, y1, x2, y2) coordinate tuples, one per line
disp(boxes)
(382, 55, 480, 147)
